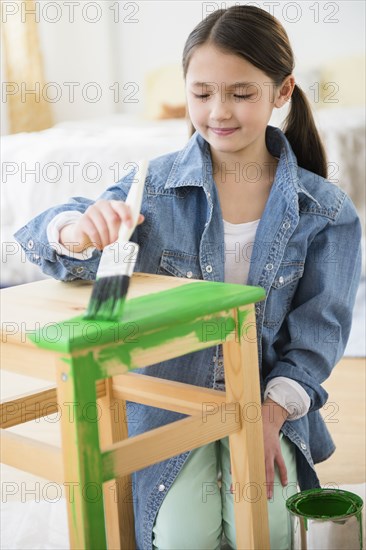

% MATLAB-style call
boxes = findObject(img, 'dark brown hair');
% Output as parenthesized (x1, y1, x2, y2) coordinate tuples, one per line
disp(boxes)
(182, 5, 328, 178)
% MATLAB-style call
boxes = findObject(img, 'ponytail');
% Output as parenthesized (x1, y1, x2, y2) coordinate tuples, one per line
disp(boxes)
(283, 84, 328, 179)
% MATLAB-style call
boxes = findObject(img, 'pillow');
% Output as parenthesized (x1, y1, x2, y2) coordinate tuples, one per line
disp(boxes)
(318, 55, 365, 109)
(158, 103, 186, 119)
(145, 64, 186, 119)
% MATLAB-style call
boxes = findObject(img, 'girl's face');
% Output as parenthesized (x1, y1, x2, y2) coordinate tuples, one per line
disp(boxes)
(185, 44, 287, 161)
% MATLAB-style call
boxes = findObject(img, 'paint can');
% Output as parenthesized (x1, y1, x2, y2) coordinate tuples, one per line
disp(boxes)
(286, 488, 364, 549)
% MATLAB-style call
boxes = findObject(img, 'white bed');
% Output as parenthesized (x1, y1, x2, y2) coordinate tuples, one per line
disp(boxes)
(1, 115, 190, 286)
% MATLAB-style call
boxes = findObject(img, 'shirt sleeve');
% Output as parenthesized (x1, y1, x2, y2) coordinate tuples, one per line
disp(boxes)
(46, 210, 96, 260)
(264, 376, 311, 420)
(264, 193, 362, 413)
(13, 164, 142, 282)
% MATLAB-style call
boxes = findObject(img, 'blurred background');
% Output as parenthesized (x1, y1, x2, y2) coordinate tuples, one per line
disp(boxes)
(1, 0, 365, 128)
(1, 0, 365, 288)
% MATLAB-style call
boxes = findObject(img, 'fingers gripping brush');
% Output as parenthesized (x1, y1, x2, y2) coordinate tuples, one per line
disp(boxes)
(84, 159, 148, 321)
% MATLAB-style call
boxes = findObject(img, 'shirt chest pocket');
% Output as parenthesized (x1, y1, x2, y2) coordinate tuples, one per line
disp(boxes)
(157, 249, 203, 280)
(263, 262, 304, 328)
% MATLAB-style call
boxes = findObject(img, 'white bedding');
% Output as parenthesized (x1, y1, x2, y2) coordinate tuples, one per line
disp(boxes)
(1, 109, 365, 286)
(1, 115, 190, 286)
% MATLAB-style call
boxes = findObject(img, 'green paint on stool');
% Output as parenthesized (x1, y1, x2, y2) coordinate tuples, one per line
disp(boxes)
(28, 281, 265, 354)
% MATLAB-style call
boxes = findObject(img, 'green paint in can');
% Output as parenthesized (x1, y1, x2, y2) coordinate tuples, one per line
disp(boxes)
(286, 488, 364, 549)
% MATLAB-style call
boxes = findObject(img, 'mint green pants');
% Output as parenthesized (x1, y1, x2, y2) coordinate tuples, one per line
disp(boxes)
(152, 433, 297, 549)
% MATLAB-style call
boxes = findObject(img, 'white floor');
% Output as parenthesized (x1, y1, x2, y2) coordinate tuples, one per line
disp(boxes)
(1, 498, 69, 550)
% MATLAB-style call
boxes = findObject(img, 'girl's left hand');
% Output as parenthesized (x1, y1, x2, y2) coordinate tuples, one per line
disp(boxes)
(261, 398, 289, 499)
(229, 398, 289, 499)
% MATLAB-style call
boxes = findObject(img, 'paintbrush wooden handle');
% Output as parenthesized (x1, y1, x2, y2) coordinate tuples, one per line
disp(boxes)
(118, 159, 148, 243)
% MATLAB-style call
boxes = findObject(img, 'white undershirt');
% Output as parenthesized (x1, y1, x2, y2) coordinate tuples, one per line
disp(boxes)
(46, 212, 310, 420)
(222, 217, 310, 420)
(223, 218, 260, 285)
(46, 211, 95, 260)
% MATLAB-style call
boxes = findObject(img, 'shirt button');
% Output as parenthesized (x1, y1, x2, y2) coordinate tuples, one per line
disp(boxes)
(27, 240, 34, 249)
(255, 306, 261, 314)
(283, 222, 291, 230)
(300, 442, 307, 450)
(265, 263, 274, 271)
(207, 192, 211, 198)
(158, 484, 165, 492)
(186, 271, 193, 278)
(76, 267, 84, 274)
(278, 276, 284, 284)
(206, 265, 213, 273)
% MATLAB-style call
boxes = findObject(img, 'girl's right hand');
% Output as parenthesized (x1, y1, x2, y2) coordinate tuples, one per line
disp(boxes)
(59, 199, 145, 252)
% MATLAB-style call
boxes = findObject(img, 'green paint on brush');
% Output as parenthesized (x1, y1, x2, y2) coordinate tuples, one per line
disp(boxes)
(28, 281, 265, 354)
(84, 273, 131, 321)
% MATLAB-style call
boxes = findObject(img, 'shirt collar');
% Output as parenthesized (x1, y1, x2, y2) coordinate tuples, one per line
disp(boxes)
(164, 125, 321, 207)
(164, 130, 212, 190)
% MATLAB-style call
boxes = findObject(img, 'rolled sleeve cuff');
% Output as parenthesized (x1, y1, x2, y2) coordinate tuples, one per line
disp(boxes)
(264, 376, 311, 420)
(46, 211, 95, 260)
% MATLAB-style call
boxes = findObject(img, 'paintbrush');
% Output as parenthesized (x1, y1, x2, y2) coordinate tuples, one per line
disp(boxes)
(84, 159, 148, 321)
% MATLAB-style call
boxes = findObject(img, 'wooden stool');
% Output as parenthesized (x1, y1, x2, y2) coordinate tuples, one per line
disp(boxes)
(1, 273, 269, 549)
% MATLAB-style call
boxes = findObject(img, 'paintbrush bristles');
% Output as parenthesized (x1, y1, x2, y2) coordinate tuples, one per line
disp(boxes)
(84, 241, 140, 321)
(84, 275, 131, 321)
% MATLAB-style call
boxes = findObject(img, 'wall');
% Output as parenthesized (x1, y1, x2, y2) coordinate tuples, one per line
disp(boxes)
(37, 1, 117, 121)
(116, 0, 365, 116)
(1, 0, 118, 134)
(1, 0, 365, 131)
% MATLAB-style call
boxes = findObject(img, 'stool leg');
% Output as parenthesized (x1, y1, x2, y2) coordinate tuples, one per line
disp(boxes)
(99, 378, 136, 549)
(222, 305, 270, 550)
(56, 355, 107, 550)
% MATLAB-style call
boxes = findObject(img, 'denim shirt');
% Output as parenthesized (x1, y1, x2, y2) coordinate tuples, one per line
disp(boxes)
(14, 126, 362, 550)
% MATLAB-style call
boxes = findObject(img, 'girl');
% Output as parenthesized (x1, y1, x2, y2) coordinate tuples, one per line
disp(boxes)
(14, 5, 362, 550)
